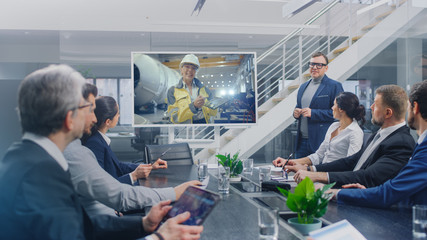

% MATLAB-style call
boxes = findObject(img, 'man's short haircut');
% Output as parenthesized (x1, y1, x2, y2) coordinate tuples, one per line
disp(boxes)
(18, 64, 85, 136)
(311, 52, 329, 65)
(83, 83, 98, 100)
(409, 80, 427, 120)
(375, 85, 408, 120)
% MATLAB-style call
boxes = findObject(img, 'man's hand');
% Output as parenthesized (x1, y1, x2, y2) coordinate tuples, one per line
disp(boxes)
(193, 96, 205, 109)
(272, 157, 286, 167)
(131, 164, 152, 181)
(293, 108, 302, 118)
(143, 200, 173, 233)
(156, 211, 203, 240)
(283, 161, 306, 173)
(152, 158, 168, 170)
(301, 108, 312, 118)
(342, 183, 366, 189)
(174, 180, 202, 199)
(294, 170, 327, 184)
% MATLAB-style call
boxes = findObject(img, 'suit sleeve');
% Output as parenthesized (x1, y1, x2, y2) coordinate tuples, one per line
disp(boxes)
(310, 82, 343, 123)
(337, 144, 427, 208)
(65, 145, 176, 213)
(328, 134, 414, 188)
(90, 214, 147, 240)
(315, 149, 363, 173)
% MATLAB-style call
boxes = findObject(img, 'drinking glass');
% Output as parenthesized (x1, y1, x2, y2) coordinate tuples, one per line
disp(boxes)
(413, 205, 427, 239)
(258, 207, 278, 240)
(243, 158, 254, 174)
(259, 166, 271, 183)
(198, 163, 208, 181)
(218, 166, 230, 194)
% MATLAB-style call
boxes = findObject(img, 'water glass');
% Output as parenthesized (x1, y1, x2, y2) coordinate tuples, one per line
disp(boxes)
(258, 207, 278, 240)
(243, 158, 254, 174)
(413, 205, 427, 239)
(198, 163, 208, 181)
(271, 167, 283, 178)
(259, 166, 271, 183)
(218, 166, 230, 194)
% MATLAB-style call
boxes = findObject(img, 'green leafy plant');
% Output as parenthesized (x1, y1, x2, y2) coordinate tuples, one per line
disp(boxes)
(277, 177, 335, 224)
(216, 152, 243, 177)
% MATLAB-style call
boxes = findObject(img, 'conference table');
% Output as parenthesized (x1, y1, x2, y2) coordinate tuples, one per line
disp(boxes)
(140, 165, 412, 240)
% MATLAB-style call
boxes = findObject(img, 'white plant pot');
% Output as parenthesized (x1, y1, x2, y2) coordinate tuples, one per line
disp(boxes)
(287, 217, 322, 235)
(229, 176, 241, 182)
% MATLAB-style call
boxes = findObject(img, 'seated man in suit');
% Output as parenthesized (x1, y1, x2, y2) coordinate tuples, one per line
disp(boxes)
(325, 81, 427, 207)
(64, 83, 200, 216)
(0, 65, 203, 240)
(285, 85, 415, 188)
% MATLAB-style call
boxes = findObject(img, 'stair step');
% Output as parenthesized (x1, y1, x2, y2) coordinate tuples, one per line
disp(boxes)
(287, 84, 299, 91)
(208, 148, 216, 155)
(258, 110, 268, 116)
(391, 0, 408, 8)
(352, 35, 363, 42)
(272, 98, 284, 103)
(376, 9, 393, 20)
(362, 21, 379, 31)
(333, 46, 349, 55)
(224, 135, 234, 141)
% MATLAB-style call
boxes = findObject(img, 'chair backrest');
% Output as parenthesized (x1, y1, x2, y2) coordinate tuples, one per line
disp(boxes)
(145, 143, 193, 165)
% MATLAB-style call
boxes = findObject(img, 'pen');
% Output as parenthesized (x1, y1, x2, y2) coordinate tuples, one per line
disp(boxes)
(151, 147, 172, 164)
(282, 153, 293, 180)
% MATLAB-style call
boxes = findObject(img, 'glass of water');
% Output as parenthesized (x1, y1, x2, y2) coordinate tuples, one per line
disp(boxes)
(218, 166, 230, 194)
(413, 205, 427, 239)
(198, 163, 208, 181)
(243, 158, 254, 174)
(259, 166, 271, 183)
(258, 207, 278, 240)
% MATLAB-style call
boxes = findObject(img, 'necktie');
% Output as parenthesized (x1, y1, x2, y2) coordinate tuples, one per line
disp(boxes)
(353, 132, 381, 171)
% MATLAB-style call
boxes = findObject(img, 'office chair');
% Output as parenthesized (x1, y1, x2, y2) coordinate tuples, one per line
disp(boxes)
(145, 143, 194, 165)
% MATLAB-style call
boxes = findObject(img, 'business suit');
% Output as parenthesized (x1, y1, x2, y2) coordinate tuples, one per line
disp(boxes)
(84, 131, 139, 185)
(0, 139, 146, 240)
(295, 74, 343, 154)
(337, 134, 427, 208)
(315, 125, 415, 188)
(64, 139, 175, 216)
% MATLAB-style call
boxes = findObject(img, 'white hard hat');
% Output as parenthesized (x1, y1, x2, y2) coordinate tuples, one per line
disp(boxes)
(179, 54, 200, 69)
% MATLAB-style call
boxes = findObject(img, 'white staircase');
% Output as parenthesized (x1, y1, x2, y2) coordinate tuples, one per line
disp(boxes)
(195, 1, 426, 163)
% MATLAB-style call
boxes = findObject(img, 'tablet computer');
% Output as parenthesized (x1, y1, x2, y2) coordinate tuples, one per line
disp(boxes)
(163, 186, 220, 226)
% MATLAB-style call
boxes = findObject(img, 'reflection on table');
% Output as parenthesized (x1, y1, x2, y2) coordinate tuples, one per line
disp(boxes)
(139, 165, 412, 240)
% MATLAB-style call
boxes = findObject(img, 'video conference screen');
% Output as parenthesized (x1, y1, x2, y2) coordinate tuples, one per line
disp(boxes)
(132, 52, 257, 127)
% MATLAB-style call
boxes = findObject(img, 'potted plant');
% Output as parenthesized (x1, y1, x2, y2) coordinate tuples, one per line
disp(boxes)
(216, 152, 243, 182)
(277, 177, 335, 235)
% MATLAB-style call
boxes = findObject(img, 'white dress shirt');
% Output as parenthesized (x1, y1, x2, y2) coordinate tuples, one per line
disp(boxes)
(353, 121, 406, 171)
(308, 120, 363, 165)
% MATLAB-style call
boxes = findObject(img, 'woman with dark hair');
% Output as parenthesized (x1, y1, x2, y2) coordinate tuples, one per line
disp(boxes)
(273, 92, 365, 167)
(84, 96, 167, 185)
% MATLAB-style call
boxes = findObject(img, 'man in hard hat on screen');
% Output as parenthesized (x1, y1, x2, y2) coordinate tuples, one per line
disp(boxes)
(167, 54, 217, 124)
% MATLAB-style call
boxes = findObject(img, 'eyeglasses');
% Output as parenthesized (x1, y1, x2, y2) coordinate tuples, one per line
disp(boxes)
(308, 62, 327, 69)
(76, 102, 94, 113)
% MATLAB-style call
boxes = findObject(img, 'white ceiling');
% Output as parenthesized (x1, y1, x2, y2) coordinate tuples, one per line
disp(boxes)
(0, 0, 426, 75)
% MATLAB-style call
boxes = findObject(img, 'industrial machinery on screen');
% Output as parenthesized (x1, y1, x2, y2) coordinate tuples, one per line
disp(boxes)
(132, 52, 257, 127)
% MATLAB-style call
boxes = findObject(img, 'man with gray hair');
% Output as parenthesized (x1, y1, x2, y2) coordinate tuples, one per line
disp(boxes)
(0, 65, 203, 240)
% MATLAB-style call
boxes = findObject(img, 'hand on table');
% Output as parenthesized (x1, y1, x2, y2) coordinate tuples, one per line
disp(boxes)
(152, 158, 168, 169)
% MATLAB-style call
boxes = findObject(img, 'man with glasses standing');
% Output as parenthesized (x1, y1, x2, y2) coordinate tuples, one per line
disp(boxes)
(293, 52, 343, 158)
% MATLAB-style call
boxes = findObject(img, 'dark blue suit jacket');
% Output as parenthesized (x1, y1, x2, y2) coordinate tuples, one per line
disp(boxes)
(338, 134, 427, 208)
(0, 139, 145, 239)
(295, 74, 343, 153)
(84, 131, 139, 185)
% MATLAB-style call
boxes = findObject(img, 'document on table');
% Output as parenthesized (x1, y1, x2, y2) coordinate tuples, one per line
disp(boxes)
(309, 219, 367, 240)
(271, 175, 294, 182)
